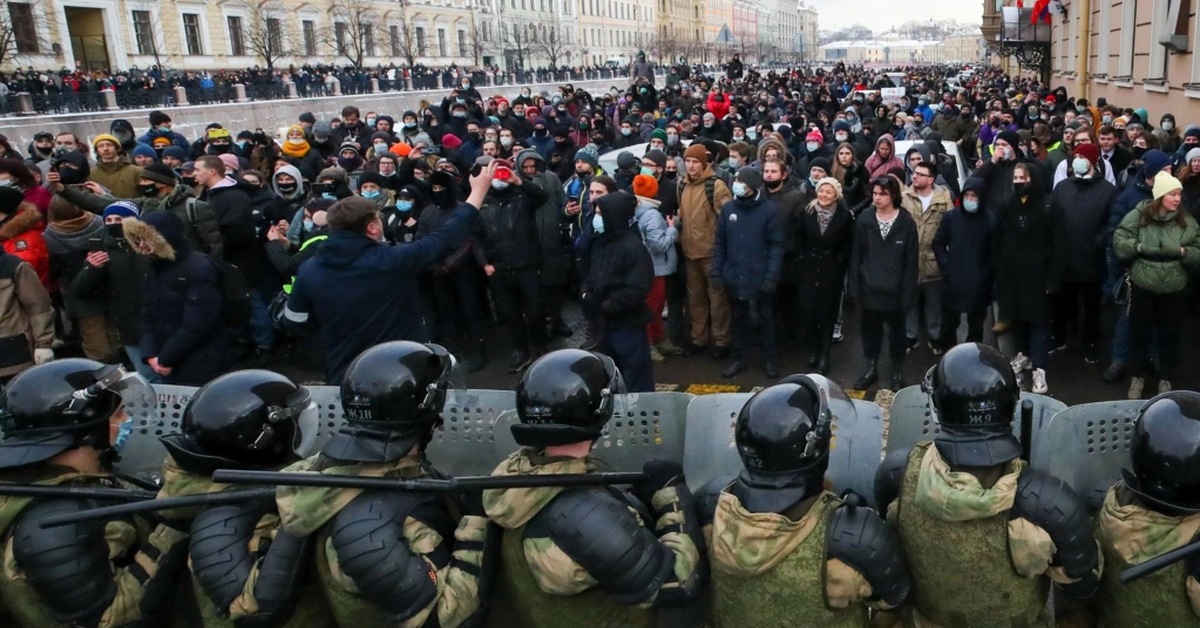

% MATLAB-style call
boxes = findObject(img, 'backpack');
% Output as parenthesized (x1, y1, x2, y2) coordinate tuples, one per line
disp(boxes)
(677, 177, 716, 211)
(207, 256, 252, 328)
(183, 198, 217, 255)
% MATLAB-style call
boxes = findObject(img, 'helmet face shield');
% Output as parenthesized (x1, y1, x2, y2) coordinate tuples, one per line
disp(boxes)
(276, 386, 321, 459)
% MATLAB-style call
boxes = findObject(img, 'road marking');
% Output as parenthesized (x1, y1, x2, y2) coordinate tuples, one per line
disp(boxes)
(684, 384, 742, 395)
(667, 383, 872, 399)
(654, 383, 680, 392)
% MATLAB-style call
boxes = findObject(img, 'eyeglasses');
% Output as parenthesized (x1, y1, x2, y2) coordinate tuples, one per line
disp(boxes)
(913, 172, 933, 178)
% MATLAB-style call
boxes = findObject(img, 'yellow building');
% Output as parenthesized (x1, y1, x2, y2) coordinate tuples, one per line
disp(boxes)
(578, 0, 654, 67)
(654, 0, 705, 63)
(705, 0, 734, 62)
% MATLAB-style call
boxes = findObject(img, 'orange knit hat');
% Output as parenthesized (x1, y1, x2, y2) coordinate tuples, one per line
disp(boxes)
(633, 174, 659, 198)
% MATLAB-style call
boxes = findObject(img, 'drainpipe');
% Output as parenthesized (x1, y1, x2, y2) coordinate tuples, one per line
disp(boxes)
(1075, 0, 1092, 101)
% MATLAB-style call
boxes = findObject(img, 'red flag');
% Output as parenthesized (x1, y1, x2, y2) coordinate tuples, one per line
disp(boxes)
(1031, 0, 1051, 23)
(1017, 0, 1024, 7)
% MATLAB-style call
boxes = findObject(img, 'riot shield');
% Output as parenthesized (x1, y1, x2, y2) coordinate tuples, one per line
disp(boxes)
(1031, 400, 1142, 512)
(116, 383, 196, 482)
(884, 384, 1066, 455)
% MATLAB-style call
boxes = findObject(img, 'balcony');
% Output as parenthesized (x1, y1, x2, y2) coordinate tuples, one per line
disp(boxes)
(981, 0, 1001, 51)
(995, 7, 1052, 80)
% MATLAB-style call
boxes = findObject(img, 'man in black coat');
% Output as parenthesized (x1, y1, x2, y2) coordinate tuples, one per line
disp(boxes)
(1049, 142, 1117, 363)
(932, 177, 993, 351)
(584, 192, 655, 392)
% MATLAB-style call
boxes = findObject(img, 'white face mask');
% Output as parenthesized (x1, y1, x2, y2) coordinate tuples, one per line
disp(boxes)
(491, 180, 509, 191)
(806, 142, 819, 152)
(835, 133, 848, 142)
(731, 181, 749, 197)
(1072, 157, 1091, 176)
(1163, 121, 1175, 131)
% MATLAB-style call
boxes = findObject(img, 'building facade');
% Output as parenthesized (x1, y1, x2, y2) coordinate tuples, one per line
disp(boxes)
(1045, 0, 1200, 117)
(797, 1, 819, 63)
(577, 0, 653, 67)
(653, 0, 705, 63)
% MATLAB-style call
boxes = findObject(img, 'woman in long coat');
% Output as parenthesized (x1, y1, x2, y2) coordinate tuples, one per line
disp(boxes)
(796, 177, 855, 374)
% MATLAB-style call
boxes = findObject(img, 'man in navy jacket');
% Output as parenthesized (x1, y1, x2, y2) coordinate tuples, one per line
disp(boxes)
(283, 164, 491, 382)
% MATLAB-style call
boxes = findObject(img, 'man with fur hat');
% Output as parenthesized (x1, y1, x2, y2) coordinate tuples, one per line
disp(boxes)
(679, 142, 733, 358)
(88, 133, 140, 198)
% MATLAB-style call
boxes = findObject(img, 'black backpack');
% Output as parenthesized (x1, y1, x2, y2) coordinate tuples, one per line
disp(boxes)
(207, 256, 252, 328)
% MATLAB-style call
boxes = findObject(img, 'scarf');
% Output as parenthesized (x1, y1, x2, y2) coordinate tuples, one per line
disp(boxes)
(280, 138, 311, 158)
(814, 203, 835, 235)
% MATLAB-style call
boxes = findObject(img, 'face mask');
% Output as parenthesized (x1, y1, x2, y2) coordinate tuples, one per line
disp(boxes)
(137, 183, 159, 197)
(1133, 146, 1148, 159)
(746, 129, 757, 140)
(963, 198, 980, 213)
(640, 167, 656, 176)
(807, 142, 819, 152)
(365, 117, 377, 127)
(500, 137, 513, 148)
(322, 192, 337, 200)
(491, 180, 509, 191)
(112, 415, 133, 453)
(361, 189, 381, 199)
(667, 136, 679, 146)
(731, 181, 749, 197)
(1013, 182, 1030, 196)
(105, 223, 125, 239)
(158, 125, 171, 133)
(663, 171, 677, 180)
(181, 176, 196, 187)
(1162, 121, 1175, 131)
(579, 122, 589, 130)
(0, 179, 12, 188)
(1072, 157, 1091, 176)
(404, 121, 417, 129)
(621, 128, 632, 137)
(591, 213, 605, 234)
(337, 156, 362, 170)
(452, 111, 467, 118)
(733, 134, 745, 142)
(303, 219, 315, 231)
(1101, 116, 1113, 125)
(765, 178, 782, 190)
(210, 143, 231, 154)
(485, 136, 497, 143)
(919, 100, 927, 106)
(534, 128, 547, 137)
(461, 82, 470, 89)
(288, 138, 306, 145)
(835, 133, 848, 142)
(374, 143, 388, 154)
(394, 199, 418, 213)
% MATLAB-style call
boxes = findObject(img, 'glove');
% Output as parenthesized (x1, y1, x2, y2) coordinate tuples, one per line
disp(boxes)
(634, 460, 684, 508)
(33, 348, 53, 364)
(760, 280, 776, 294)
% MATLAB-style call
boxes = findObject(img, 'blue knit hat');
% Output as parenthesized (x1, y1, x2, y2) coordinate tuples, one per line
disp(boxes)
(102, 201, 141, 219)
(161, 145, 187, 161)
(132, 143, 157, 160)
(575, 144, 600, 168)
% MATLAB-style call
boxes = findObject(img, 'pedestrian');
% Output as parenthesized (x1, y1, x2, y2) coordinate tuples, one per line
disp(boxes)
(1113, 170, 1200, 398)
(0, 249, 52, 383)
(796, 175, 854, 375)
(864, 134, 903, 178)
(631, 174, 677, 364)
(761, 156, 807, 352)
(0, 186, 49, 288)
(88, 133, 140, 198)
(933, 177, 993, 350)
(900, 159, 954, 355)
(42, 196, 110, 360)
(678, 143, 734, 358)
(711, 166, 783, 378)
(848, 175, 918, 391)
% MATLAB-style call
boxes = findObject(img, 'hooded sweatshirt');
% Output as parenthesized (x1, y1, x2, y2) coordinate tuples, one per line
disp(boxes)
(585, 192, 654, 328)
(865, 134, 904, 179)
(43, 212, 106, 317)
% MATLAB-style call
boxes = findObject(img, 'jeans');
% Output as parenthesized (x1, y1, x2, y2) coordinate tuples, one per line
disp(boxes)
(1129, 286, 1184, 379)
(124, 345, 159, 381)
(1054, 281, 1102, 345)
(490, 267, 547, 349)
(247, 288, 275, 350)
(939, 308, 987, 348)
(1011, 321, 1051, 370)
(906, 280, 943, 342)
(861, 309, 907, 361)
(730, 295, 776, 361)
(599, 326, 654, 392)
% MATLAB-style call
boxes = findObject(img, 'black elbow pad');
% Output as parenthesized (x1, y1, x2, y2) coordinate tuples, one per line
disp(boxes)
(1012, 469, 1100, 599)
(189, 503, 268, 613)
(826, 502, 912, 608)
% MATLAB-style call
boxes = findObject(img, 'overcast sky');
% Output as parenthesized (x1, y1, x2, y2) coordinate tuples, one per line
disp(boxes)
(806, 0, 983, 32)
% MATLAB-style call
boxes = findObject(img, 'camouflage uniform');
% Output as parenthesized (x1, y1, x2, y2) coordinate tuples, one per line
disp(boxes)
(706, 490, 893, 627)
(1096, 481, 1200, 627)
(481, 448, 705, 628)
(890, 442, 1098, 628)
(0, 468, 188, 628)
(276, 453, 489, 628)
(156, 456, 332, 628)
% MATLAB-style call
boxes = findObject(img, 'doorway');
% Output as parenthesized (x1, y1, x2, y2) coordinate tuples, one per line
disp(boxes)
(65, 7, 110, 72)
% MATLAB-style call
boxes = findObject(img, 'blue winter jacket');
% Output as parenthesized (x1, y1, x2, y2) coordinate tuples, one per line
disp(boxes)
(712, 191, 784, 300)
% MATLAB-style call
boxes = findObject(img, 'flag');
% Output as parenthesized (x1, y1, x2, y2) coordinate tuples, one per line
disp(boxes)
(1031, 0, 1052, 23)
(1016, 0, 1024, 7)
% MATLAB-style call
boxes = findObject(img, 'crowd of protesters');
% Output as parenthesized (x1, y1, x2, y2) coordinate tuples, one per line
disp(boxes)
(0, 53, 1197, 399)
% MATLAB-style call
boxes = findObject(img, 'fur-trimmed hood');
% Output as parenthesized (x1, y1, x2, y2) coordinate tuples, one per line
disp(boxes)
(0, 205, 43, 241)
(122, 217, 176, 261)
(756, 137, 788, 166)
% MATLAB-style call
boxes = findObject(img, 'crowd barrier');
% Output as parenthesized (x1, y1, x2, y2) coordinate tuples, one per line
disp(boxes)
(119, 383, 1141, 511)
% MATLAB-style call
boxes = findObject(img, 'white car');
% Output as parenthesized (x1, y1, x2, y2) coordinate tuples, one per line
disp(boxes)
(893, 139, 969, 193)
(598, 140, 691, 174)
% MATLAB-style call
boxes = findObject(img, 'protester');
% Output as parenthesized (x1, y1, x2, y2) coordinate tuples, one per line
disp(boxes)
(795, 176, 854, 374)
(932, 177, 993, 350)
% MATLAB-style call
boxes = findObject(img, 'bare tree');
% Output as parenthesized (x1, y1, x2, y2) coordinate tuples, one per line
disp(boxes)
(327, 0, 382, 69)
(534, 25, 566, 69)
(389, 0, 419, 68)
(505, 22, 533, 70)
(0, 1, 55, 70)
(245, 3, 294, 74)
(467, 14, 485, 67)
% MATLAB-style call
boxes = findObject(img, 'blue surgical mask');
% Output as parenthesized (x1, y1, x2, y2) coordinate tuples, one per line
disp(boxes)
(374, 143, 388, 154)
(640, 167, 655, 176)
(732, 181, 749, 197)
(491, 180, 509, 191)
(303, 219, 314, 231)
(1072, 157, 1091, 176)
(963, 198, 980, 213)
(362, 189, 381, 199)
(396, 200, 414, 212)
(746, 129, 757, 140)
(404, 121, 417, 129)
(807, 142, 819, 152)
(592, 213, 605, 234)
(112, 415, 133, 453)
(0, 179, 12, 188)
(366, 117, 377, 127)
(321, 192, 337, 200)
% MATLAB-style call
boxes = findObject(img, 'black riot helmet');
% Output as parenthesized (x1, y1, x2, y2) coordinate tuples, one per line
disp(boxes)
(732, 376, 831, 513)
(325, 341, 457, 463)
(1123, 391, 1200, 514)
(161, 370, 317, 474)
(512, 349, 622, 448)
(923, 343, 1021, 467)
(0, 359, 130, 470)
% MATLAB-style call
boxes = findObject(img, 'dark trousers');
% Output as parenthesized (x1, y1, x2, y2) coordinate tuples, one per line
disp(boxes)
(774, 280, 801, 348)
(939, 307, 987, 349)
(861, 309, 907, 361)
(490, 267, 547, 349)
(432, 269, 486, 341)
(1130, 285, 1184, 379)
(731, 296, 776, 361)
(1012, 321, 1051, 370)
(1054, 281, 1102, 345)
(665, 269, 688, 344)
(600, 326, 654, 392)
(805, 282, 844, 355)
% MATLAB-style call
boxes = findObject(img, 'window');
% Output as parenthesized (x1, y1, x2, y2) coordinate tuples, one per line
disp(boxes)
(437, 28, 446, 56)
(227, 16, 246, 56)
(183, 13, 204, 55)
(1147, 0, 1169, 80)
(266, 18, 282, 54)
(132, 10, 155, 55)
(7, 3, 36, 54)
(390, 24, 400, 56)
(335, 22, 348, 54)
(362, 23, 375, 56)
(415, 26, 427, 55)
(303, 19, 317, 56)
(1117, 0, 1136, 77)
(458, 29, 466, 56)
(1095, 0, 1110, 75)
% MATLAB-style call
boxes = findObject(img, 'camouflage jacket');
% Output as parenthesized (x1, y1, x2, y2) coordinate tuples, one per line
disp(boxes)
(0, 465, 188, 628)
(277, 452, 487, 628)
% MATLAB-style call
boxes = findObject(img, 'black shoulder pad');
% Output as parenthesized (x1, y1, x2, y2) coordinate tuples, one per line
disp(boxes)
(826, 503, 911, 608)
(695, 477, 735, 528)
(234, 529, 313, 628)
(329, 490, 438, 622)
(11, 499, 117, 626)
(539, 488, 674, 607)
(189, 503, 269, 613)
(1012, 468, 1100, 599)
(874, 449, 910, 515)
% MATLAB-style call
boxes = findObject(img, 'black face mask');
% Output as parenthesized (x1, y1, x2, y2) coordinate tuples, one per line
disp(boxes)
(180, 176, 196, 187)
(137, 183, 160, 198)
(1132, 146, 1148, 159)
(277, 182, 298, 195)
(105, 223, 125, 239)
(663, 171, 677, 181)
(57, 166, 87, 185)
(1013, 182, 1030, 196)
(534, 128, 547, 137)
(432, 188, 456, 208)
(209, 143, 231, 154)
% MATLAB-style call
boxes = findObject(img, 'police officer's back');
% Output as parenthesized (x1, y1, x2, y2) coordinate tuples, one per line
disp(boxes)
(482, 349, 707, 627)
(162, 369, 331, 628)
(702, 377, 910, 627)
(875, 343, 1100, 627)
(274, 341, 494, 628)
(0, 359, 189, 627)
(1095, 391, 1200, 627)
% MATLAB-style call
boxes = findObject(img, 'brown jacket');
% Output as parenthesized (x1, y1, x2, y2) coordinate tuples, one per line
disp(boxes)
(677, 166, 732, 259)
(0, 253, 53, 378)
(900, 184, 954, 282)
(89, 160, 141, 199)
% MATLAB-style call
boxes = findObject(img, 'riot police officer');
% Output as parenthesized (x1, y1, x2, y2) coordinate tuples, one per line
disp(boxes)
(875, 343, 1100, 627)
(274, 340, 495, 628)
(0, 359, 189, 627)
(1095, 391, 1200, 626)
(701, 377, 910, 626)
(161, 369, 331, 627)
(481, 348, 707, 627)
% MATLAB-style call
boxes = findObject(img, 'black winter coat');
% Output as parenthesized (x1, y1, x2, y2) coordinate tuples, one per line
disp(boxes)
(478, 182, 548, 270)
(839, 162, 872, 215)
(848, 208, 919, 312)
(765, 181, 806, 285)
(203, 180, 261, 286)
(584, 195, 653, 329)
(994, 194, 1062, 324)
(796, 200, 854, 326)
(932, 208, 993, 313)
(1050, 175, 1118, 283)
(140, 243, 228, 385)
(72, 230, 150, 346)
(712, 192, 784, 301)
